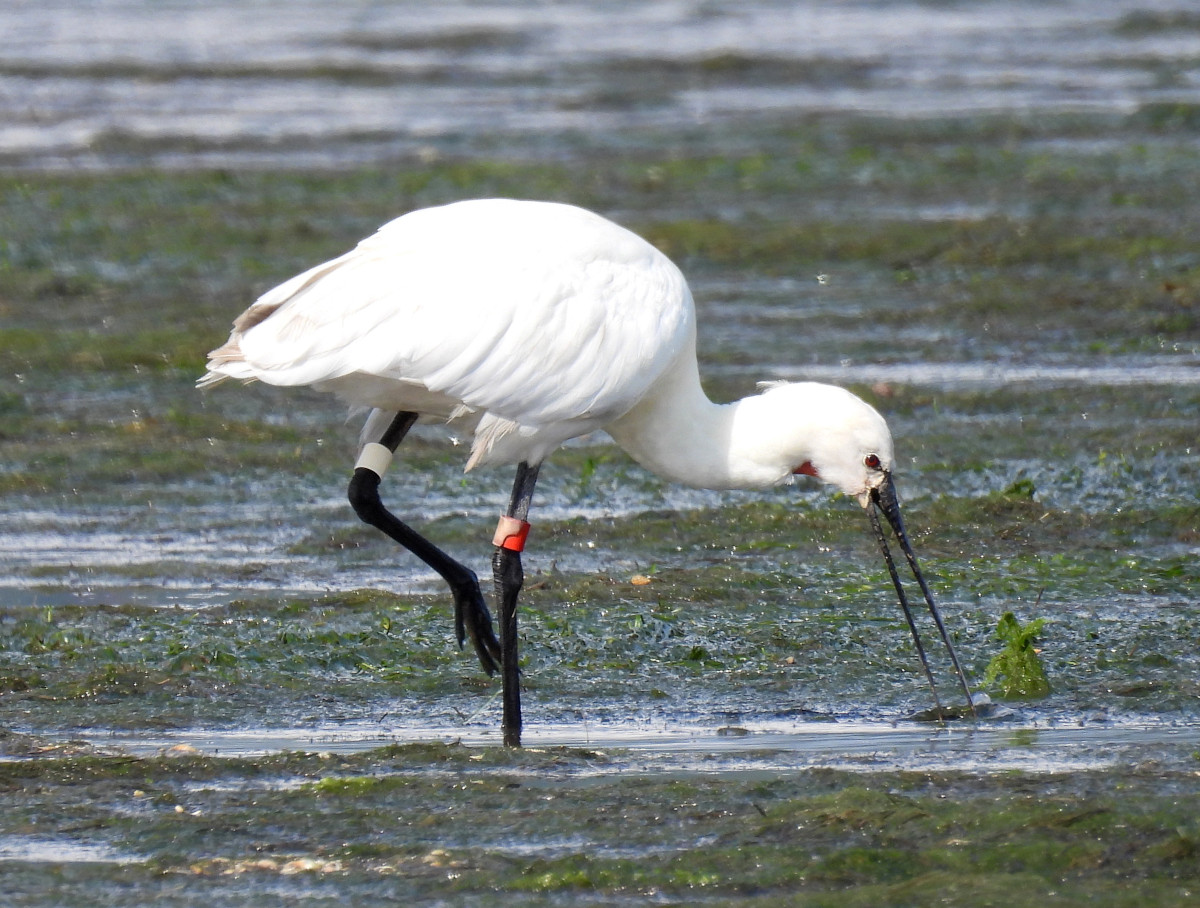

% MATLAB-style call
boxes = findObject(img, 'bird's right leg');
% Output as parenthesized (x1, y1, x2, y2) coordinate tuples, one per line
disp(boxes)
(347, 410, 501, 674)
(491, 461, 540, 748)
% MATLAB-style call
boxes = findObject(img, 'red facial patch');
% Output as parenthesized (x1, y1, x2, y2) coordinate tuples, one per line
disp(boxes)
(793, 461, 818, 477)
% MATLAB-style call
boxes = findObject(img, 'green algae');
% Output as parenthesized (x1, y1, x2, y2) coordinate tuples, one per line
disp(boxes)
(1, 530, 1196, 733)
(982, 612, 1051, 700)
(2, 745, 1199, 906)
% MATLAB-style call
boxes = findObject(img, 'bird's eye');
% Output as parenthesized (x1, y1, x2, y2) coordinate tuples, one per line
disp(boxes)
(864, 453, 883, 471)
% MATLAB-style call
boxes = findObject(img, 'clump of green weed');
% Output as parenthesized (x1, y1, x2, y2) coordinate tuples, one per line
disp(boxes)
(983, 611, 1051, 699)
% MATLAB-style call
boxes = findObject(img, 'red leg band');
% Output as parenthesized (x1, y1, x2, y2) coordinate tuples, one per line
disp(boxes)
(493, 516, 531, 552)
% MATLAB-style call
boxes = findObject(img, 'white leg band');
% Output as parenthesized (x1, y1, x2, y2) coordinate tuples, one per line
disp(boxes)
(355, 442, 394, 478)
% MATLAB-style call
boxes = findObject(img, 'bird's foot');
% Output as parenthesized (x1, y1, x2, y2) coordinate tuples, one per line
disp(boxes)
(452, 574, 501, 675)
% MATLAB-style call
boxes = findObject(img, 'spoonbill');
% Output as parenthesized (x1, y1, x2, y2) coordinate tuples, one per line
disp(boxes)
(199, 198, 974, 745)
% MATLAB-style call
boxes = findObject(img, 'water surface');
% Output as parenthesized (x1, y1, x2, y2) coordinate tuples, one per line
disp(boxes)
(2, 0, 1198, 169)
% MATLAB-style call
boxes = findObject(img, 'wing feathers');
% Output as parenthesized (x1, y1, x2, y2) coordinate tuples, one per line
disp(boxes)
(200, 200, 694, 463)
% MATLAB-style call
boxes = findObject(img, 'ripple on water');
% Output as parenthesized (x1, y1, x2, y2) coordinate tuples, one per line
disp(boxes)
(0, 836, 139, 865)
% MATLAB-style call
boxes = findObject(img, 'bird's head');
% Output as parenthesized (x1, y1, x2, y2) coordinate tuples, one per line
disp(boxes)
(753, 381, 894, 503)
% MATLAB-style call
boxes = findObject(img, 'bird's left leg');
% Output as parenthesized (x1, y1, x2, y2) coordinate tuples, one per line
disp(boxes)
(348, 411, 501, 673)
(492, 461, 540, 747)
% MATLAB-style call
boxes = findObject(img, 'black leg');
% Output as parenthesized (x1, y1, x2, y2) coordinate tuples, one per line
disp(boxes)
(492, 461, 540, 747)
(347, 411, 501, 674)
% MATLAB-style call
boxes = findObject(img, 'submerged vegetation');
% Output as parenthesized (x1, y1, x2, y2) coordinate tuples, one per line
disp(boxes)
(982, 611, 1051, 700)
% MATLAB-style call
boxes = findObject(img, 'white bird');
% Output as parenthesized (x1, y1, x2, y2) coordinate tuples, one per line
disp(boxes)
(200, 198, 974, 745)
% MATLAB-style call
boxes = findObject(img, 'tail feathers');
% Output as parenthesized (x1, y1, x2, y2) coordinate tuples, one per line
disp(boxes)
(196, 371, 226, 389)
(196, 338, 256, 388)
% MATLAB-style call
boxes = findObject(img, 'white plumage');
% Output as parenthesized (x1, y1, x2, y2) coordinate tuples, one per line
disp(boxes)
(202, 199, 701, 472)
(200, 198, 892, 495)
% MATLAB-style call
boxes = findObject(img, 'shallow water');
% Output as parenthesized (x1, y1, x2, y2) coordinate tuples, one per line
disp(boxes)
(0, 836, 135, 865)
(71, 714, 1200, 777)
(2, 0, 1199, 170)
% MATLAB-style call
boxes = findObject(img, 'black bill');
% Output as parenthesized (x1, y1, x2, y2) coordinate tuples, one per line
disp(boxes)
(866, 473, 976, 717)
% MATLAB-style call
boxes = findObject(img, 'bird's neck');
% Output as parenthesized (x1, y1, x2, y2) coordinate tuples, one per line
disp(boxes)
(606, 348, 796, 491)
